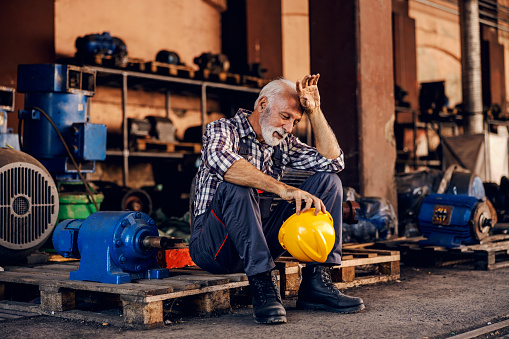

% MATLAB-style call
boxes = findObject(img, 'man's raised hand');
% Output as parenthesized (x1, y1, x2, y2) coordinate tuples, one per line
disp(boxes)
(296, 74, 321, 114)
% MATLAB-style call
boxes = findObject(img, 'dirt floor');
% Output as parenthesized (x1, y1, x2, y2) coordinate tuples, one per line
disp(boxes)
(1, 264, 509, 339)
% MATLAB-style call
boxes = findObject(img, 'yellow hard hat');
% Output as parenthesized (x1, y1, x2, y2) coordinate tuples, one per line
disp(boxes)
(278, 208, 335, 262)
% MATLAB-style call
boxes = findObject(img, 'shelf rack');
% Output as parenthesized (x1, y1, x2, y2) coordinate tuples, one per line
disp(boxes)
(88, 66, 261, 186)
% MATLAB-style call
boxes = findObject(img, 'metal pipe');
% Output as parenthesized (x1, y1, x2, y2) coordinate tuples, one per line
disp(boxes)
(459, 0, 484, 135)
(142, 236, 171, 249)
(121, 72, 129, 187)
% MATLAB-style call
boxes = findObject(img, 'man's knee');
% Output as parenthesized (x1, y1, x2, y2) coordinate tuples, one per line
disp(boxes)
(219, 181, 254, 198)
(306, 172, 343, 195)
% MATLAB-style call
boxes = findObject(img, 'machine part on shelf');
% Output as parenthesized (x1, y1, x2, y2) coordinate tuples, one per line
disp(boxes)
(237, 62, 267, 78)
(418, 193, 493, 248)
(52, 211, 170, 284)
(128, 118, 151, 138)
(0, 86, 15, 112)
(146, 116, 176, 143)
(155, 50, 183, 65)
(194, 52, 230, 73)
(278, 208, 335, 262)
(94, 181, 153, 216)
(75, 32, 128, 67)
(0, 148, 59, 263)
(0, 87, 19, 150)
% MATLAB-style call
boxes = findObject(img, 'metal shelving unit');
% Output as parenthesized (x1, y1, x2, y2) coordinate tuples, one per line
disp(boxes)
(88, 66, 261, 186)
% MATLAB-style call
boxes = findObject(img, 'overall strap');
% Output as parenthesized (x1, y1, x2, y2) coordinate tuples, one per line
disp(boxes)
(238, 138, 283, 180)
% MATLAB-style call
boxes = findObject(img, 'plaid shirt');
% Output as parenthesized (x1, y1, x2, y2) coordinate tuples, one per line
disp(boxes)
(193, 109, 344, 216)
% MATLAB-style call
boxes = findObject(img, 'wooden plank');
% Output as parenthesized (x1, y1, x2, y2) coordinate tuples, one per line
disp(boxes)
(488, 261, 509, 270)
(169, 275, 230, 287)
(338, 254, 400, 267)
(137, 278, 200, 291)
(6, 267, 70, 278)
(143, 281, 249, 303)
(344, 248, 399, 256)
(167, 269, 247, 282)
(0, 271, 173, 296)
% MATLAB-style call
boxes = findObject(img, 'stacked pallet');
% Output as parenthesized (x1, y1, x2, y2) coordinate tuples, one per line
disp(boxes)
(370, 235, 509, 270)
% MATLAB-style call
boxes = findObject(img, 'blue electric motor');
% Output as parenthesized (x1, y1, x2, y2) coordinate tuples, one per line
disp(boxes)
(418, 194, 493, 247)
(53, 211, 170, 284)
(17, 64, 106, 180)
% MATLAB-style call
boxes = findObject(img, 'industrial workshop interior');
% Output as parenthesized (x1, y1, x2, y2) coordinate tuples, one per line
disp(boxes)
(0, 0, 509, 338)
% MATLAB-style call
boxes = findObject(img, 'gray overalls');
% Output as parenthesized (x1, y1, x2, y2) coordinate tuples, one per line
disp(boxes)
(189, 139, 344, 276)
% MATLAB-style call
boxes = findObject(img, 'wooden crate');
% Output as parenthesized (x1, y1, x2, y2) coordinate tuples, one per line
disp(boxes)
(144, 61, 195, 79)
(135, 139, 201, 153)
(369, 235, 509, 270)
(242, 75, 270, 88)
(0, 262, 250, 329)
(275, 248, 400, 298)
(195, 69, 241, 85)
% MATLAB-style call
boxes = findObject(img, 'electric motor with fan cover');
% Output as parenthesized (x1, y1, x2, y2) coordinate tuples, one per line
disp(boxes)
(0, 148, 59, 263)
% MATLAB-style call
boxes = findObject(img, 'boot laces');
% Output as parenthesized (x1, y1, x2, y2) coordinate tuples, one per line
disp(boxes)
(252, 271, 282, 303)
(319, 267, 342, 295)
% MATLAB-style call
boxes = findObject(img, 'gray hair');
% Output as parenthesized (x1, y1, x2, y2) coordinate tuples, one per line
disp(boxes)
(254, 78, 298, 110)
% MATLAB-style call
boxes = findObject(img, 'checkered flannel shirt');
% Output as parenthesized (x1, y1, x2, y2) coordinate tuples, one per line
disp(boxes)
(193, 109, 344, 216)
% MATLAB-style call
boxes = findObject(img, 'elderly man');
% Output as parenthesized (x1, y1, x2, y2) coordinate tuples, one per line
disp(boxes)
(189, 74, 364, 324)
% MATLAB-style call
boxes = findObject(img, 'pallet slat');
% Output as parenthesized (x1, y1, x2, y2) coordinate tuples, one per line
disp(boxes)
(135, 139, 201, 153)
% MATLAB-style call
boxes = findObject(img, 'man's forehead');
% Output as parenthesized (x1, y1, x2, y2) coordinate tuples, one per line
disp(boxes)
(273, 95, 302, 115)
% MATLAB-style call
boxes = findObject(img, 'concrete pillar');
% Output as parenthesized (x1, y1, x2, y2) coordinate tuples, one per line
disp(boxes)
(459, 0, 484, 135)
(309, 0, 397, 208)
(281, 0, 310, 81)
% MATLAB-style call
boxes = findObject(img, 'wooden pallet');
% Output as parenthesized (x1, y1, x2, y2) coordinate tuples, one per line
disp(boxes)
(242, 75, 270, 88)
(135, 139, 201, 153)
(369, 235, 509, 270)
(275, 248, 400, 298)
(144, 61, 195, 79)
(195, 69, 241, 85)
(0, 262, 250, 329)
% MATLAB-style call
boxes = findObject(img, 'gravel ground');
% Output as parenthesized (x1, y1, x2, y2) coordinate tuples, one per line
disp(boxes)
(1, 265, 509, 339)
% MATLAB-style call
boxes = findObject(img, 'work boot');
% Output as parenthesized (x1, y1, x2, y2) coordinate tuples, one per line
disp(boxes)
(297, 265, 365, 313)
(248, 270, 287, 324)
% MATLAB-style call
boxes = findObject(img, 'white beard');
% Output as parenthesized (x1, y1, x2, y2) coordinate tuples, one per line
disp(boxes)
(259, 107, 287, 146)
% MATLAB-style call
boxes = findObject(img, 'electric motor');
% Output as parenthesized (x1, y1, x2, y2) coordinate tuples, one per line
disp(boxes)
(0, 148, 59, 262)
(418, 193, 493, 247)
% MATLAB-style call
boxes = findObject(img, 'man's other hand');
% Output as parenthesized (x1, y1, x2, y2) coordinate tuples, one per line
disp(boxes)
(278, 186, 326, 216)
